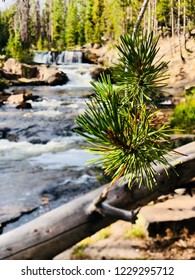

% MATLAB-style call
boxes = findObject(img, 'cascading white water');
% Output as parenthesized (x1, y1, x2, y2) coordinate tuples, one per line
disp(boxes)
(56, 51, 83, 64)
(33, 50, 94, 88)
(33, 50, 83, 64)
(33, 51, 53, 64)
(0, 59, 99, 232)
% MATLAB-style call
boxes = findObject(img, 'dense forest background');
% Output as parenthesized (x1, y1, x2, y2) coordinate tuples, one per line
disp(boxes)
(0, 0, 195, 61)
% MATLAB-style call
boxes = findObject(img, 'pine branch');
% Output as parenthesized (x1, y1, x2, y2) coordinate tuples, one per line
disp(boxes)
(75, 32, 172, 191)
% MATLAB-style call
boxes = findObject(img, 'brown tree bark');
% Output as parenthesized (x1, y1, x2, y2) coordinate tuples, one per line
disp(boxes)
(0, 142, 194, 260)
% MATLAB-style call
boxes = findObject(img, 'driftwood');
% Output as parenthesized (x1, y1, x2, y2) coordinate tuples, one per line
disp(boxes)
(0, 142, 194, 260)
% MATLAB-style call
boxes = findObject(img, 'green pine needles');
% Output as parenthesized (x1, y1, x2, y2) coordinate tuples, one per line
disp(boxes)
(75, 32, 173, 190)
(114, 32, 169, 104)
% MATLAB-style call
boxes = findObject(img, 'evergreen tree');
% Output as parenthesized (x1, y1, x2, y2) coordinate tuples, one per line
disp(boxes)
(156, 0, 170, 33)
(92, 0, 104, 43)
(51, 0, 66, 49)
(84, 0, 94, 43)
(0, 7, 14, 53)
(101, 0, 123, 42)
(117, 0, 131, 34)
(6, 30, 23, 60)
(41, 0, 52, 49)
(65, 0, 78, 47)
(77, 0, 86, 45)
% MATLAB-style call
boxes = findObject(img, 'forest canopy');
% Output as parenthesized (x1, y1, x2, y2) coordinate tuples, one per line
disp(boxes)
(1, 0, 195, 59)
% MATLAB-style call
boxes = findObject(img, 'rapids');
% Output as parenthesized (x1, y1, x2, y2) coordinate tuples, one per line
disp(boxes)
(0, 62, 102, 234)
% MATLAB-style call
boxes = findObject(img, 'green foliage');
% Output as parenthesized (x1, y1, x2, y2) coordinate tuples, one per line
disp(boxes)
(75, 33, 173, 190)
(30, 0, 41, 47)
(101, 0, 123, 42)
(84, 0, 94, 43)
(6, 31, 23, 60)
(171, 97, 195, 134)
(65, 0, 79, 48)
(125, 214, 148, 238)
(92, 0, 104, 43)
(113, 32, 169, 104)
(0, 7, 15, 54)
(77, 0, 86, 46)
(51, 0, 66, 49)
(156, 0, 171, 26)
(6, 30, 32, 63)
(2, 0, 195, 53)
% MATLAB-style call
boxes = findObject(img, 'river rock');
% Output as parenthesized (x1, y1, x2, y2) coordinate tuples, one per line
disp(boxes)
(7, 90, 40, 109)
(0, 127, 19, 141)
(90, 66, 113, 81)
(7, 93, 24, 104)
(3, 58, 69, 86)
(3, 58, 23, 76)
(0, 91, 11, 105)
(3, 58, 38, 79)
(16, 101, 32, 110)
(82, 51, 99, 64)
(39, 67, 68, 85)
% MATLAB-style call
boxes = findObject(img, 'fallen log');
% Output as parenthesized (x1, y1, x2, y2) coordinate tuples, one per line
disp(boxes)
(0, 142, 194, 260)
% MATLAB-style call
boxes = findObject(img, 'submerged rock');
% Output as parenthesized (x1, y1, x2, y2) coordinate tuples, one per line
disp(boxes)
(16, 101, 32, 110)
(7, 89, 40, 109)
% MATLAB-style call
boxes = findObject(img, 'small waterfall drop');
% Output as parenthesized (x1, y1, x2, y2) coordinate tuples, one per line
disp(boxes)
(33, 51, 53, 64)
(33, 51, 83, 65)
(56, 51, 82, 64)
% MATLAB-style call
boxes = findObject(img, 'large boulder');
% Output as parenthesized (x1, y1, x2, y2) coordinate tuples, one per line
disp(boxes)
(38, 66, 69, 85)
(90, 66, 114, 82)
(3, 58, 23, 76)
(2, 58, 69, 86)
(82, 51, 99, 64)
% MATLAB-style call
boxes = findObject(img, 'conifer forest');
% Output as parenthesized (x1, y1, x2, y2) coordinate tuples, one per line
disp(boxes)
(0, 0, 195, 262)
(1, 0, 195, 60)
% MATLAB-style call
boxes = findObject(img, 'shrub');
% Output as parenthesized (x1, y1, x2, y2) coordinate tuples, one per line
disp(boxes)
(171, 97, 195, 133)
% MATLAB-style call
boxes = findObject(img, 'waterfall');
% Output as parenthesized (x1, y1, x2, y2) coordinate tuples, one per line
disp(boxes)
(56, 51, 82, 64)
(33, 51, 53, 64)
(33, 51, 83, 64)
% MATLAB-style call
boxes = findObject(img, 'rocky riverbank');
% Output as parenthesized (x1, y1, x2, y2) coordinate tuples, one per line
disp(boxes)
(82, 36, 195, 96)
(0, 58, 69, 87)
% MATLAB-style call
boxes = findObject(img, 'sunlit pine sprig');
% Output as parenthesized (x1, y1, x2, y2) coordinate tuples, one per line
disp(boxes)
(113, 32, 169, 105)
(75, 75, 173, 190)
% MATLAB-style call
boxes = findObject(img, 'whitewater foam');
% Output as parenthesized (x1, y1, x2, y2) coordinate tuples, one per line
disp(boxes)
(0, 136, 83, 161)
(28, 149, 98, 169)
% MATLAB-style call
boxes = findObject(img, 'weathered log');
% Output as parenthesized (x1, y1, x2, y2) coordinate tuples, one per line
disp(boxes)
(0, 142, 194, 260)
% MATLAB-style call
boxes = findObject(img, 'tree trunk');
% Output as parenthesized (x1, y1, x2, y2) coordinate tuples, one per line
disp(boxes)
(178, 0, 185, 61)
(171, 0, 175, 53)
(132, 0, 150, 39)
(0, 142, 194, 260)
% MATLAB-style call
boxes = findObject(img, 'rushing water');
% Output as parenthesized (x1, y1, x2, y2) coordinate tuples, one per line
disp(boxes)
(33, 50, 83, 65)
(0, 63, 102, 233)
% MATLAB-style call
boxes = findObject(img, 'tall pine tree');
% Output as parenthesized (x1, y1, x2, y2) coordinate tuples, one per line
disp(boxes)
(51, 0, 66, 49)
(65, 0, 78, 47)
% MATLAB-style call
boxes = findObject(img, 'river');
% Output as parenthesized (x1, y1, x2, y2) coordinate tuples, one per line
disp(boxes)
(0, 61, 102, 234)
